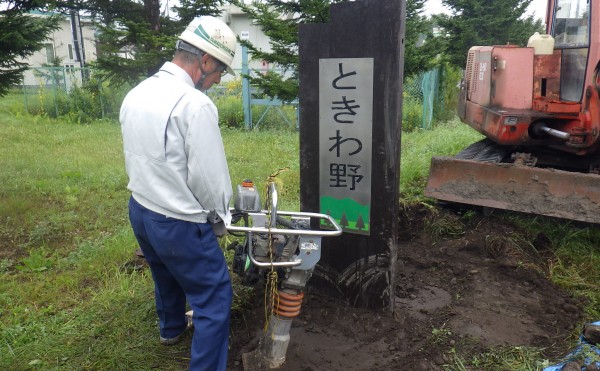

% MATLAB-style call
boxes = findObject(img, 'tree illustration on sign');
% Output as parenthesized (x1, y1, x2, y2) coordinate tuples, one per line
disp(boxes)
(356, 214, 365, 230)
(339, 213, 349, 228)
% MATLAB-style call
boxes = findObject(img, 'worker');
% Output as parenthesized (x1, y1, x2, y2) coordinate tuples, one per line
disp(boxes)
(119, 16, 237, 370)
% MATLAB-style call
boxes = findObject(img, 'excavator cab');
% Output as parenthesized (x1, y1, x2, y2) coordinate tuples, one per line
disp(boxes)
(553, 0, 590, 102)
(425, 0, 600, 224)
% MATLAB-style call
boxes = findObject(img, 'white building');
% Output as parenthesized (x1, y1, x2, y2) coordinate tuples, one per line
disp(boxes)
(20, 11, 96, 87)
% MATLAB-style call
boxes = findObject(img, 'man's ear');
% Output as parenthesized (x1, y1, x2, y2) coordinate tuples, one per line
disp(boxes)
(200, 53, 212, 68)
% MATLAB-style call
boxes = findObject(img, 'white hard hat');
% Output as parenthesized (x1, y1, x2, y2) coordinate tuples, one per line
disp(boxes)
(178, 16, 237, 76)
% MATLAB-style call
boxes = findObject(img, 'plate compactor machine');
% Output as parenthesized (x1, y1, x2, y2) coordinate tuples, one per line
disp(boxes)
(425, 0, 600, 223)
(226, 180, 342, 369)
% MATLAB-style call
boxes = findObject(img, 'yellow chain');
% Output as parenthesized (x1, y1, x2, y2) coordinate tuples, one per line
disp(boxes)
(262, 167, 289, 332)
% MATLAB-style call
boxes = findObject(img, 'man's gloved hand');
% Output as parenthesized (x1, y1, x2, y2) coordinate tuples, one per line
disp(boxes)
(212, 221, 227, 237)
(231, 213, 242, 225)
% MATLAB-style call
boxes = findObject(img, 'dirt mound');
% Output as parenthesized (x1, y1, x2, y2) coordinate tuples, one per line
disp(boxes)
(227, 206, 585, 370)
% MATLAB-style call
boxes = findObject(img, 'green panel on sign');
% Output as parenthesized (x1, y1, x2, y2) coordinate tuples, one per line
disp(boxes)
(320, 196, 370, 235)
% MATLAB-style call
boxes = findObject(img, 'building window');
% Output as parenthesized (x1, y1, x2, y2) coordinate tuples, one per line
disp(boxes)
(68, 44, 74, 60)
(44, 43, 55, 64)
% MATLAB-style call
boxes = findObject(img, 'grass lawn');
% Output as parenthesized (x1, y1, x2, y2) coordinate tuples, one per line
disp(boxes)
(0, 92, 597, 370)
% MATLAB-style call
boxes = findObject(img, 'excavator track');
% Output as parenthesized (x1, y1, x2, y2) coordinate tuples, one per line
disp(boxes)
(425, 140, 600, 224)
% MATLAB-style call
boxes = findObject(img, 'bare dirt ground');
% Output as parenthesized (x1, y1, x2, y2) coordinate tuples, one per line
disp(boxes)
(227, 205, 586, 370)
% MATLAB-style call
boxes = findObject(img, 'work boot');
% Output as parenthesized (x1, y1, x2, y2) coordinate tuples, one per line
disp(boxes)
(135, 248, 145, 259)
(160, 312, 193, 346)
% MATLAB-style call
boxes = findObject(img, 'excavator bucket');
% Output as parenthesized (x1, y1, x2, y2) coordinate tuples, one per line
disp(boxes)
(424, 156, 600, 224)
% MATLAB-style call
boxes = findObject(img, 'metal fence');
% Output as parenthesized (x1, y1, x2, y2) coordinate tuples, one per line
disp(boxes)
(403, 66, 445, 130)
(20, 64, 448, 129)
(21, 67, 122, 120)
(240, 46, 299, 130)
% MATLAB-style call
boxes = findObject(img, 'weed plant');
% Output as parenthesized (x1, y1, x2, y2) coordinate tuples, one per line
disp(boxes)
(402, 94, 424, 132)
(22, 72, 130, 123)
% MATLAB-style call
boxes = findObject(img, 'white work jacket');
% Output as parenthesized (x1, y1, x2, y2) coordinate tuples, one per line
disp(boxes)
(120, 62, 232, 225)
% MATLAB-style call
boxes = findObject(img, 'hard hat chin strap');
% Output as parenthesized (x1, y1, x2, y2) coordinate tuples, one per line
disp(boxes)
(194, 51, 208, 92)
(195, 72, 208, 92)
(175, 40, 209, 91)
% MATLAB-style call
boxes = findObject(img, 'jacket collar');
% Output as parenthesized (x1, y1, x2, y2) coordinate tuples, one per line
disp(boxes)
(159, 62, 194, 88)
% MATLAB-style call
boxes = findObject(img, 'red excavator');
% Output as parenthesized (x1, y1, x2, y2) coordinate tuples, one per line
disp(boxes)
(425, 0, 600, 223)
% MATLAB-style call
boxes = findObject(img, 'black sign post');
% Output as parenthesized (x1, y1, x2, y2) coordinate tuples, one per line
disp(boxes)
(299, 0, 405, 311)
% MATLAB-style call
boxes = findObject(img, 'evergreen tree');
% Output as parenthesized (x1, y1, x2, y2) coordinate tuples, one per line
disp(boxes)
(404, 0, 442, 77)
(173, 0, 223, 26)
(235, 0, 438, 101)
(0, 2, 61, 96)
(88, 0, 223, 86)
(436, 0, 544, 68)
(233, 0, 336, 102)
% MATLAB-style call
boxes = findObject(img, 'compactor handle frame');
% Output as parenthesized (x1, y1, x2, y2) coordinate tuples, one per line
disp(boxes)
(226, 210, 342, 236)
(227, 210, 342, 268)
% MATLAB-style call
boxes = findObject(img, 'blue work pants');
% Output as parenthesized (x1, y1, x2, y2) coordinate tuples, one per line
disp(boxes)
(128, 196, 232, 371)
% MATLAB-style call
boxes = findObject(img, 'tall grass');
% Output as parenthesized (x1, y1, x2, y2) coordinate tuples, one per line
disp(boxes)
(400, 117, 483, 199)
(500, 215, 600, 320)
(21, 77, 128, 123)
